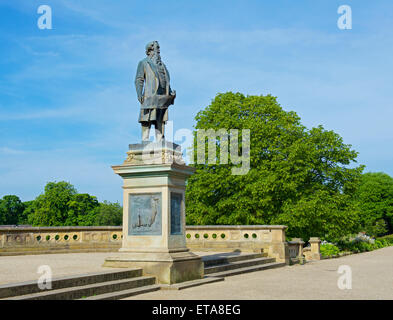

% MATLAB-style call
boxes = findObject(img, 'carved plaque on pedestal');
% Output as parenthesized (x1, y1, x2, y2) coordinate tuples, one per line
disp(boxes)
(129, 193, 162, 236)
(170, 192, 183, 235)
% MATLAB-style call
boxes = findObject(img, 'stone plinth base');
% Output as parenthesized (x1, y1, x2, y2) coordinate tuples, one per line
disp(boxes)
(103, 249, 203, 284)
(125, 141, 184, 165)
(108, 141, 200, 284)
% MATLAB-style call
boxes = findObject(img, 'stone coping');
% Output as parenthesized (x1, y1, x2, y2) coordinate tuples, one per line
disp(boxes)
(112, 162, 195, 171)
(288, 240, 305, 244)
(0, 225, 287, 232)
(0, 226, 122, 232)
(129, 141, 181, 151)
(186, 225, 287, 230)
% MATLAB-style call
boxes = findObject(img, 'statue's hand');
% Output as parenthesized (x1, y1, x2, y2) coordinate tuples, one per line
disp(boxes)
(171, 90, 176, 97)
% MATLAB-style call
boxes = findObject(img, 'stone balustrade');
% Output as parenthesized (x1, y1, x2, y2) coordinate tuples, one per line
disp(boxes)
(287, 237, 322, 263)
(303, 237, 322, 261)
(185, 225, 289, 263)
(0, 226, 123, 256)
(287, 238, 305, 264)
(0, 225, 323, 265)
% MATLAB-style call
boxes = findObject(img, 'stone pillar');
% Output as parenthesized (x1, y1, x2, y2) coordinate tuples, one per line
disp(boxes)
(291, 238, 305, 264)
(268, 226, 289, 264)
(309, 237, 321, 260)
(103, 141, 203, 284)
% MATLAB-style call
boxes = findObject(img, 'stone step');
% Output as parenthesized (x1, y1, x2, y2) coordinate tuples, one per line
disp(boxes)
(204, 257, 276, 274)
(0, 268, 142, 299)
(3, 276, 156, 300)
(206, 262, 286, 278)
(80, 284, 161, 300)
(202, 252, 267, 267)
(160, 276, 225, 291)
(80, 277, 225, 300)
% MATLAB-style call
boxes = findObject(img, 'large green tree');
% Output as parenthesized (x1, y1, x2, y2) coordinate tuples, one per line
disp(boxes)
(26, 181, 123, 227)
(354, 172, 393, 236)
(0, 195, 25, 225)
(21, 201, 35, 225)
(65, 193, 100, 226)
(185, 92, 363, 241)
(28, 181, 78, 226)
(94, 201, 123, 226)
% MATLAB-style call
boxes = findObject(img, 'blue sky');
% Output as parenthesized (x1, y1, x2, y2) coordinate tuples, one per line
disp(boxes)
(0, 0, 392, 203)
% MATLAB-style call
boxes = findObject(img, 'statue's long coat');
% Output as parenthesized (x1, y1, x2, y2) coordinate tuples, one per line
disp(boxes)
(134, 57, 174, 124)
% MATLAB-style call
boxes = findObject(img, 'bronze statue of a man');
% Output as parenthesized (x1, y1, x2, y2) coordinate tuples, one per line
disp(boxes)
(135, 41, 176, 142)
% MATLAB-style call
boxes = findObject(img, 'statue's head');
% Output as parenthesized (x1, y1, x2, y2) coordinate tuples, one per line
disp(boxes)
(145, 41, 160, 56)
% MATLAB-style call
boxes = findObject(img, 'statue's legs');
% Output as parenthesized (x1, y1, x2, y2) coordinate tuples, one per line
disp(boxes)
(141, 123, 151, 142)
(155, 119, 165, 142)
(141, 122, 164, 142)
(141, 109, 165, 142)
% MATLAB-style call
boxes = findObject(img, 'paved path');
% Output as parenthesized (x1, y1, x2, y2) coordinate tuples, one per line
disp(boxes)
(0, 252, 124, 285)
(125, 247, 393, 300)
(0, 251, 220, 285)
(0, 248, 392, 299)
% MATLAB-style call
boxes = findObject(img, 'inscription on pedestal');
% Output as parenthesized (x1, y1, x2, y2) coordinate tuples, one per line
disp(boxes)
(170, 192, 183, 235)
(129, 193, 162, 236)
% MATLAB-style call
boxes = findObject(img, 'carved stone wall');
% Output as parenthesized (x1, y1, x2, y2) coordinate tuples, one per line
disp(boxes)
(0, 225, 296, 264)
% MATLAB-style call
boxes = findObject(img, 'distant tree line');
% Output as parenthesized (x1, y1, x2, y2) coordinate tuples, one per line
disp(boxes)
(0, 181, 122, 227)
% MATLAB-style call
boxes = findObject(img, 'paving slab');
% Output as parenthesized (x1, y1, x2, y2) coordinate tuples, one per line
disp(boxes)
(0, 252, 124, 285)
(0, 251, 243, 285)
(124, 246, 393, 300)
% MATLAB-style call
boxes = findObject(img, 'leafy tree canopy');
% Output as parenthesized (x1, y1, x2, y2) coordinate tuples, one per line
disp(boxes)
(1, 182, 123, 227)
(26, 181, 122, 227)
(65, 193, 100, 226)
(28, 181, 77, 226)
(354, 172, 393, 236)
(0, 195, 25, 225)
(94, 201, 123, 226)
(20, 201, 35, 225)
(186, 92, 364, 241)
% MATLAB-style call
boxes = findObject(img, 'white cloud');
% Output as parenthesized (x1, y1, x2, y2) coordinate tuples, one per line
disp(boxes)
(0, 147, 26, 155)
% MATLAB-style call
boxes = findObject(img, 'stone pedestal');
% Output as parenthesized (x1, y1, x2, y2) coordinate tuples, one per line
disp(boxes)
(268, 227, 290, 264)
(103, 141, 203, 284)
(309, 237, 321, 260)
